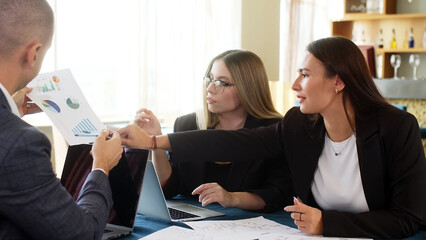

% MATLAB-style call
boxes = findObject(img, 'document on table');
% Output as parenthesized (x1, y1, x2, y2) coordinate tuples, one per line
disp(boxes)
(27, 69, 104, 145)
(139, 226, 215, 240)
(140, 216, 371, 240)
(185, 216, 307, 240)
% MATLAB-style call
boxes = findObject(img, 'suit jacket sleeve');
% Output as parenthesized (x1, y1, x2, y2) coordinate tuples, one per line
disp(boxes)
(0, 123, 112, 240)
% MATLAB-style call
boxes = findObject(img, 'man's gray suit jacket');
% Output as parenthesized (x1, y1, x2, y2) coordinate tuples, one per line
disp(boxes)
(0, 89, 112, 240)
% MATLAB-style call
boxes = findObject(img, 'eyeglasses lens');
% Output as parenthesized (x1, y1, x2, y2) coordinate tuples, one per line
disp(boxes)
(204, 77, 224, 93)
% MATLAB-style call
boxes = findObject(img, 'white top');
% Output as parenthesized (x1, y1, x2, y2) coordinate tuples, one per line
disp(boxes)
(311, 133, 369, 213)
(0, 82, 21, 117)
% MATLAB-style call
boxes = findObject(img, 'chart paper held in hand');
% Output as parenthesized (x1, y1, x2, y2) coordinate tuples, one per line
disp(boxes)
(27, 69, 104, 145)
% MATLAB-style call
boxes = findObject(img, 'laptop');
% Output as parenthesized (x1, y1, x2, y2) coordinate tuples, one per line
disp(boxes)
(137, 160, 225, 222)
(61, 144, 149, 240)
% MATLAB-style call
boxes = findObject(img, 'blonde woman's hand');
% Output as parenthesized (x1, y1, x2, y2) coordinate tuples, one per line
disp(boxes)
(192, 183, 235, 208)
(134, 108, 162, 135)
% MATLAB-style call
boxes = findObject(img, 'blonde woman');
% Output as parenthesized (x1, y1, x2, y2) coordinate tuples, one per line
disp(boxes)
(135, 50, 294, 211)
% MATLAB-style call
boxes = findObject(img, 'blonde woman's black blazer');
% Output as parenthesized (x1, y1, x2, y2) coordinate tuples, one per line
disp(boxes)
(163, 113, 295, 212)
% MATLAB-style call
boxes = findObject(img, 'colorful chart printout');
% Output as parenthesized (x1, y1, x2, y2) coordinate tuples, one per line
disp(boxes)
(42, 100, 61, 113)
(66, 97, 80, 109)
(27, 69, 105, 145)
(72, 118, 98, 136)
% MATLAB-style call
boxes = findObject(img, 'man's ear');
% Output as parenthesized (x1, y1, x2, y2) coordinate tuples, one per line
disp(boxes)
(23, 41, 42, 70)
(334, 75, 345, 92)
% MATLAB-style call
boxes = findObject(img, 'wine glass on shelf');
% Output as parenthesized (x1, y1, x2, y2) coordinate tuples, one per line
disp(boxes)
(390, 54, 401, 79)
(409, 54, 420, 80)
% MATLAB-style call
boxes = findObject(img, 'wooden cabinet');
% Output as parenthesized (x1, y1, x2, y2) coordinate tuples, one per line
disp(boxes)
(332, 0, 426, 79)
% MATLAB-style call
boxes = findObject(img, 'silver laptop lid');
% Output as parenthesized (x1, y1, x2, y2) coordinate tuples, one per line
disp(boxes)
(137, 160, 172, 221)
(137, 160, 225, 222)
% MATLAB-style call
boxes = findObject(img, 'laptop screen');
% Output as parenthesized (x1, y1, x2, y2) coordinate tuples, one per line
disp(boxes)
(61, 144, 148, 228)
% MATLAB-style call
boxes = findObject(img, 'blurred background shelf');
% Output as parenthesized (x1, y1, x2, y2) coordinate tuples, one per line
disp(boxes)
(332, 0, 426, 79)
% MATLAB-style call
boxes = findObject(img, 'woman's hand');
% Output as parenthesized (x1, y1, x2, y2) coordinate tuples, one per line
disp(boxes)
(284, 197, 323, 235)
(117, 123, 152, 149)
(134, 108, 162, 135)
(192, 183, 235, 208)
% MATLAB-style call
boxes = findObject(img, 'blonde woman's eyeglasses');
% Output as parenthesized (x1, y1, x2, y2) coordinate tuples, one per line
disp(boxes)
(204, 77, 235, 94)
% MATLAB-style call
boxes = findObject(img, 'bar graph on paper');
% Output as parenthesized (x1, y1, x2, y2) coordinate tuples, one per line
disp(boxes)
(72, 118, 98, 137)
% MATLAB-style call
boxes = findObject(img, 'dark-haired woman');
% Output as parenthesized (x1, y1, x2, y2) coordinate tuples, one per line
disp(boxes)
(118, 37, 426, 238)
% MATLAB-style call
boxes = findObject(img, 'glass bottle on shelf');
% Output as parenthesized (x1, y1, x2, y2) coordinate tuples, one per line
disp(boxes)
(408, 28, 414, 48)
(377, 29, 384, 49)
(391, 28, 397, 49)
(361, 30, 366, 43)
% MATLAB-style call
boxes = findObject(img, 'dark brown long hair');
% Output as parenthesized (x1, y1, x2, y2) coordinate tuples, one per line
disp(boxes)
(306, 37, 390, 121)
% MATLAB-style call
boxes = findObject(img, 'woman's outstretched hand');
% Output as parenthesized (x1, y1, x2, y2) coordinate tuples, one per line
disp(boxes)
(117, 123, 151, 149)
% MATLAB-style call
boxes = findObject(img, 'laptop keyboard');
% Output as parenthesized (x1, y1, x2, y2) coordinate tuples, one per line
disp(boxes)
(168, 207, 200, 220)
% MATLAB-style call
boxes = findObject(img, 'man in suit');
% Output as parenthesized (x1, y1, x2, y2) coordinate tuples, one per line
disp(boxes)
(0, 0, 123, 239)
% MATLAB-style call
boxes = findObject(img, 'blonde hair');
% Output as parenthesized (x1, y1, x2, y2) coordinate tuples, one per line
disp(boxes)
(197, 50, 282, 129)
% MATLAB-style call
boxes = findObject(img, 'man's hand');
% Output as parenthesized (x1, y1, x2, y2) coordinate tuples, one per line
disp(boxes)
(91, 130, 123, 176)
(12, 87, 42, 117)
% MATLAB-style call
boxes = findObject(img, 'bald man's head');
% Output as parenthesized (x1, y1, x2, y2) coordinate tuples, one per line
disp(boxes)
(0, 0, 54, 58)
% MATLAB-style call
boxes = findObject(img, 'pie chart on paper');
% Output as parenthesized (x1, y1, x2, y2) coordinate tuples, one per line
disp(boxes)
(66, 97, 80, 109)
(42, 100, 61, 113)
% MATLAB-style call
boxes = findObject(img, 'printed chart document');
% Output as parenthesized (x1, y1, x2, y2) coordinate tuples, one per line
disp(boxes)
(140, 217, 371, 240)
(140, 226, 215, 240)
(185, 216, 304, 240)
(27, 69, 104, 145)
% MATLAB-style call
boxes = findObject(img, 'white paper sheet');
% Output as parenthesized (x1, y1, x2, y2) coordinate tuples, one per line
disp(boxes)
(185, 216, 300, 239)
(139, 226, 215, 240)
(183, 217, 370, 240)
(27, 69, 104, 145)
